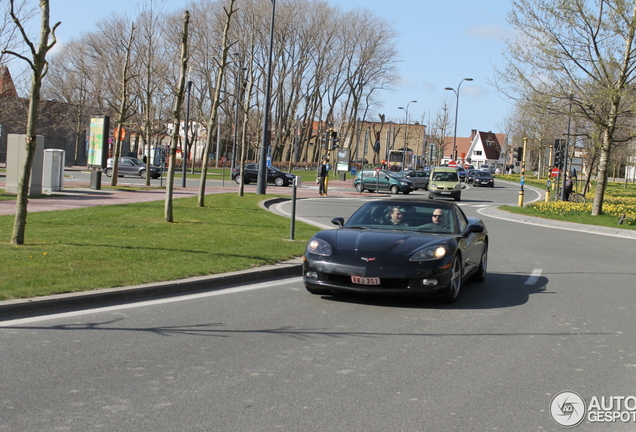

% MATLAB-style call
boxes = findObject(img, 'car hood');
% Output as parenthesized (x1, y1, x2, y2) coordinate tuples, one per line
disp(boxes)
(317, 228, 449, 258)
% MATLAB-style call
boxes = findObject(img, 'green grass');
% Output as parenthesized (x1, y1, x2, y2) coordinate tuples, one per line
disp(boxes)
(0, 193, 318, 301)
(499, 174, 636, 228)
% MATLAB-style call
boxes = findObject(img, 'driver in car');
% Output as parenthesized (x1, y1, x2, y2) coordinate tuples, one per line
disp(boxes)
(388, 206, 408, 226)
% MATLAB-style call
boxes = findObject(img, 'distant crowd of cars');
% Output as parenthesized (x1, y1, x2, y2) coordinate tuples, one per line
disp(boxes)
(352, 163, 497, 200)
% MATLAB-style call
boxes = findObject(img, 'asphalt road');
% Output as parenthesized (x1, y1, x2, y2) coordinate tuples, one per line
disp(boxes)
(1, 181, 636, 431)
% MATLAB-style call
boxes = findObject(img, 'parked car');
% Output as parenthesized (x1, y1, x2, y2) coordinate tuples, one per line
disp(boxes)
(394, 170, 429, 191)
(465, 169, 480, 184)
(354, 169, 414, 194)
(105, 157, 161, 179)
(302, 199, 488, 303)
(231, 163, 295, 187)
(428, 166, 462, 201)
(473, 170, 495, 187)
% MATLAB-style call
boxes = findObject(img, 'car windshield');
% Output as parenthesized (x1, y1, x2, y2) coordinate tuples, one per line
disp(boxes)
(345, 202, 455, 233)
(477, 172, 492, 178)
(432, 172, 459, 182)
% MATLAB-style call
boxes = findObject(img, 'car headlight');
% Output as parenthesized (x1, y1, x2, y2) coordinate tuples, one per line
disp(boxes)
(286, 174, 294, 178)
(307, 238, 332, 256)
(430, 183, 437, 189)
(454, 184, 462, 190)
(410, 245, 447, 261)
(400, 181, 408, 186)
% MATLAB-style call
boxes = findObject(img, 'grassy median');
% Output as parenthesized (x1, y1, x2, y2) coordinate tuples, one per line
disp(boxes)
(0, 193, 318, 301)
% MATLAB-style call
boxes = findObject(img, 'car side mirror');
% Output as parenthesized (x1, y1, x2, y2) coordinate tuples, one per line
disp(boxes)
(467, 223, 484, 234)
(331, 217, 345, 228)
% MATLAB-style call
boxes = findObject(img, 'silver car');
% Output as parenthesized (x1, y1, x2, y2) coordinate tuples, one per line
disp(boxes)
(105, 157, 161, 179)
(394, 170, 429, 191)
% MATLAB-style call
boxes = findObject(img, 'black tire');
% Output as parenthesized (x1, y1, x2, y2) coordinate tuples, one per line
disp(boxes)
(454, 194, 461, 202)
(275, 177, 286, 187)
(140, 169, 146, 179)
(473, 242, 488, 283)
(104, 168, 113, 177)
(305, 285, 331, 295)
(424, 184, 429, 191)
(428, 194, 434, 199)
(442, 255, 462, 304)
(390, 185, 399, 194)
(234, 175, 241, 185)
(355, 183, 364, 193)
(403, 190, 410, 195)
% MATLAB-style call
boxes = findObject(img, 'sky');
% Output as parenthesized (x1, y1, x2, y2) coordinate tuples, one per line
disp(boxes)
(19, 0, 516, 138)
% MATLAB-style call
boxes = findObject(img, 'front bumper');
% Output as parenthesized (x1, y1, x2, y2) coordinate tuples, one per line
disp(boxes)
(302, 257, 453, 296)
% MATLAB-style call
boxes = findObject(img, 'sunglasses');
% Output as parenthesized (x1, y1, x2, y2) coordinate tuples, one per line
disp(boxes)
(432, 214, 443, 218)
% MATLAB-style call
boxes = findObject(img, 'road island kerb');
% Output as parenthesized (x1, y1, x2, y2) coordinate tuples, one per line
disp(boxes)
(1, 171, 635, 320)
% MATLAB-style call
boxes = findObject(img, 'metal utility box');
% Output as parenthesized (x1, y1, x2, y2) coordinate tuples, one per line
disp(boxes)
(42, 149, 65, 193)
(5, 134, 44, 196)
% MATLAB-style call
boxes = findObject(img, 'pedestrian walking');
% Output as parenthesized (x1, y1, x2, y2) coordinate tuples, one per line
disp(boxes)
(318, 158, 329, 196)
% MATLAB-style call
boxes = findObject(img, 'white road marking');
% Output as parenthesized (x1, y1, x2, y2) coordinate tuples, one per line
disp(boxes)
(0, 277, 303, 327)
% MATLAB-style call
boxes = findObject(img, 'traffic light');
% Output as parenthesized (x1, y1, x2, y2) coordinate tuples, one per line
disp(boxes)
(516, 146, 524, 161)
(330, 131, 339, 150)
(554, 150, 562, 168)
(321, 132, 328, 149)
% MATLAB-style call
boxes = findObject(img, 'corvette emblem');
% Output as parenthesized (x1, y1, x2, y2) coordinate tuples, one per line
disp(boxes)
(361, 257, 376, 262)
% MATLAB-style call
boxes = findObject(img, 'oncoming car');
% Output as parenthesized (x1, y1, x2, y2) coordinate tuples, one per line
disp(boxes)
(473, 170, 495, 187)
(428, 167, 462, 201)
(303, 199, 488, 303)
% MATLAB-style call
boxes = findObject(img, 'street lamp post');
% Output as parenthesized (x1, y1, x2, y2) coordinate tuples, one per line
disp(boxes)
(256, 0, 276, 195)
(445, 77, 473, 162)
(398, 100, 416, 169)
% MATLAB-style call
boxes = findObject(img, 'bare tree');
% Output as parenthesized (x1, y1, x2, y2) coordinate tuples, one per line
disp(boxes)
(164, 10, 190, 222)
(197, 0, 237, 208)
(2, 0, 59, 245)
(501, 0, 636, 215)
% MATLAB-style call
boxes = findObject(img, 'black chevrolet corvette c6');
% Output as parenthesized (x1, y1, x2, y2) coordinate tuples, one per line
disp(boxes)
(303, 199, 488, 303)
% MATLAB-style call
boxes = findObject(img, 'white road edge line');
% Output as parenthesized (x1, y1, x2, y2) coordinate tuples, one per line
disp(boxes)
(0, 277, 304, 327)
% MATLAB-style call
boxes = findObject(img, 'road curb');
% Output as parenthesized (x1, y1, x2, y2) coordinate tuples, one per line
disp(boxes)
(0, 259, 303, 320)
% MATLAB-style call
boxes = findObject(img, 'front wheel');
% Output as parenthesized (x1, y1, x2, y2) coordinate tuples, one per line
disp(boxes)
(442, 255, 462, 304)
(355, 183, 364, 193)
(234, 175, 241, 185)
(274, 177, 286, 187)
(140, 169, 146, 179)
(104, 168, 113, 177)
(390, 185, 399, 194)
(473, 242, 488, 283)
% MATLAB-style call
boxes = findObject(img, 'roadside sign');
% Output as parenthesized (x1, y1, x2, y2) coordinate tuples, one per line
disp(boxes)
(113, 127, 126, 141)
(551, 167, 559, 177)
(448, 161, 457, 168)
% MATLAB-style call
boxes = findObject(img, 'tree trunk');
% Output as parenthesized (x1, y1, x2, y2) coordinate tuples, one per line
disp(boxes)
(164, 11, 190, 222)
(8, 0, 60, 245)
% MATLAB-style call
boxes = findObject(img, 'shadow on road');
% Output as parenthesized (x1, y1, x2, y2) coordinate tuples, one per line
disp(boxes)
(319, 272, 550, 310)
